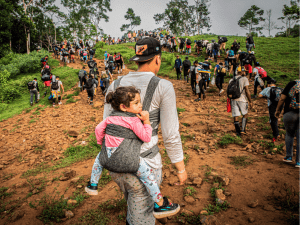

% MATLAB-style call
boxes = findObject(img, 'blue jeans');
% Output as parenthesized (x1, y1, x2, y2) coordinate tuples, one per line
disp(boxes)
(90, 55, 93, 60)
(283, 111, 299, 163)
(247, 44, 254, 52)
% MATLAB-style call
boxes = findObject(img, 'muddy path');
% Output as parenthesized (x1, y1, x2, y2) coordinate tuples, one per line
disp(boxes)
(0, 54, 298, 225)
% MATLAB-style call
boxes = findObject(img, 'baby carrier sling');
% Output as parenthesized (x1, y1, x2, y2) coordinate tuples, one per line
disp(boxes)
(99, 76, 161, 173)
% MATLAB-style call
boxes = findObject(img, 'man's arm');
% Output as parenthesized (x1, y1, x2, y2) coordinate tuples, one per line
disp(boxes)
(60, 83, 64, 93)
(275, 94, 287, 118)
(244, 85, 253, 109)
(160, 81, 187, 184)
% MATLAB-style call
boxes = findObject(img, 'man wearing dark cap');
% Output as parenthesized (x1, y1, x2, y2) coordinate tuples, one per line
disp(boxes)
(98, 38, 187, 224)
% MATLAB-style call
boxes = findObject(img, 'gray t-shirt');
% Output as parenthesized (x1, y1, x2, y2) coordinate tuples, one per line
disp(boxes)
(229, 75, 249, 102)
(51, 80, 62, 92)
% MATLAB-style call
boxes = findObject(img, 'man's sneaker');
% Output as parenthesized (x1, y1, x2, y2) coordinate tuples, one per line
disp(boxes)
(220, 89, 224, 94)
(295, 162, 300, 168)
(194, 98, 201, 102)
(89, 102, 93, 105)
(283, 156, 292, 163)
(118, 71, 120, 74)
(58, 101, 62, 105)
(272, 137, 276, 143)
(207, 86, 210, 89)
(85, 181, 98, 195)
(53, 104, 55, 107)
(251, 95, 257, 99)
(153, 197, 180, 219)
(30, 102, 33, 106)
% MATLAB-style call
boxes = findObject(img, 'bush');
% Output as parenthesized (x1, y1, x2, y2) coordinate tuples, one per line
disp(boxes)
(0, 103, 8, 113)
(0, 69, 10, 85)
(0, 50, 51, 79)
(0, 85, 21, 103)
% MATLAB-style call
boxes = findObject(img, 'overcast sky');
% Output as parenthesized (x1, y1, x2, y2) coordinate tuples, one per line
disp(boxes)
(56, 0, 290, 39)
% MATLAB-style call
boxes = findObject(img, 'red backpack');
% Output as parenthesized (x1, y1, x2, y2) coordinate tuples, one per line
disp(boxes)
(256, 67, 267, 78)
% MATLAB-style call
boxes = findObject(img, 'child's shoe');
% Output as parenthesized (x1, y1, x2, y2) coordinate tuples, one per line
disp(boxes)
(85, 181, 98, 195)
(295, 162, 300, 167)
(153, 197, 180, 219)
(283, 156, 292, 163)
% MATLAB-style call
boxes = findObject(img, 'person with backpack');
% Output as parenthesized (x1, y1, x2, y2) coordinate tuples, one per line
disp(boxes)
(108, 55, 115, 75)
(206, 41, 213, 61)
(83, 48, 88, 63)
(185, 38, 192, 55)
(179, 38, 185, 53)
(194, 61, 208, 102)
(275, 78, 300, 167)
(104, 51, 109, 66)
(89, 48, 94, 60)
(258, 79, 283, 142)
(69, 47, 75, 63)
(227, 69, 253, 137)
(214, 62, 226, 95)
(237, 50, 249, 67)
(253, 62, 268, 98)
(85, 86, 181, 219)
(115, 52, 124, 74)
(212, 39, 219, 62)
(51, 76, 64, 107)
(183, 56, 191, 83)
(85, 74, 97, 105)
(218, 36, 228, 54)
(41, 56, 48, 68)
(174, 55, 182, 80)
(87, 59, 97, 75)
(43, 73, 53, 98)
(190, 60, 198, 95)
(78, 67, 87, 92)
(200, 58, 212, 89)
(92, 37, 186, 223)
(85, 39, 90, 48)
(243, 51, 256, 79)
(172, 37, 177, 52)
(28, 78, 39, 106)
(246, 34, 255, 53)
(231, 40, 240, 55)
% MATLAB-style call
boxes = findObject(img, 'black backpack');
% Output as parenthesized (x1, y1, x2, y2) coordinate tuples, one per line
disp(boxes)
(214, 43, 220, 50)
(88, 61, 96, 68)
(186, 39, 192, 45)
(85, 78, 94, 89)
(89, 49, 94, 55)
(79, 70, 85, 78)
(197, 41, 202, 47)
(244, 55, 251, 64)
(41, 74, 50, 81)
(28, 81, 35, 90)
(222, 37, 228, 42)
(52, 80, 59, 90)
(270, 87, 282, 103)
(227, 77, 243, 99)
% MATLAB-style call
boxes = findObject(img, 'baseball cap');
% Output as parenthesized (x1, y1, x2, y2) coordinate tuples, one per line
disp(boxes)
(129, 37, 161, 62)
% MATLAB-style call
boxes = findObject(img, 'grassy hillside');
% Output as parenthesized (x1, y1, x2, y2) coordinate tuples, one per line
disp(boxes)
(0, 58, 80, 121)
(95, 35, 299, 86)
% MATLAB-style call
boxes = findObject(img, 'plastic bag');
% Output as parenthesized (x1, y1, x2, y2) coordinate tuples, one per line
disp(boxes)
(37, 93, 40, 100)
(123, 64, 125, 69)
(196, 84, 200, 94)
(211, 76, 215, 86)
(227, 98, 231, 113)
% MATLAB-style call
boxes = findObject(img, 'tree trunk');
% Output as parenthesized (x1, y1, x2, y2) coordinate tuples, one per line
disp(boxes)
(28, 31, 30, 54)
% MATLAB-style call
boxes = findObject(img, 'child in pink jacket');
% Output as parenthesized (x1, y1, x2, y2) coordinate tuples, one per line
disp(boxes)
(85, 86, 180, 218)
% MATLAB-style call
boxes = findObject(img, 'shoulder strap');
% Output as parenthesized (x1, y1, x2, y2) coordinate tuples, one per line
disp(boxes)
(142, 76, 161, 111)
(113, 76, 123, 90)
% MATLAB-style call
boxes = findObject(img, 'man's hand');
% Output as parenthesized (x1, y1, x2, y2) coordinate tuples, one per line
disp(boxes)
(275, 110, 280, 118)
(177, 170, 187, 185)
(249, 102, 253, 109)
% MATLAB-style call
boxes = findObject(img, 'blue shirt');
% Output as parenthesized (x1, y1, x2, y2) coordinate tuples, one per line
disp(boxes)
(104, 53, 108, 60)
(259, 87, 271, 106)
(174, 58, 182, 69)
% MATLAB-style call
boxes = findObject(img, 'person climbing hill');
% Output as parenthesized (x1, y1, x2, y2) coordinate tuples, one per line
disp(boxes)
(28, 78, 39, 106)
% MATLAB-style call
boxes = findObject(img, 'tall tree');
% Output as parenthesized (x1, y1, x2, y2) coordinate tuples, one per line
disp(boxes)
(120, 8, 141, 32)
(192, 0, 211, 35)
(263, 10, 276, 36)
(154, 0, 195, 36)
(277, 0, 299, 37)
(238, 5, 265, 34)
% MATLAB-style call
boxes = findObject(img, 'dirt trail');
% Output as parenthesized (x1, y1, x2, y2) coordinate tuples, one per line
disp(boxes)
(0, 54, 298, 225)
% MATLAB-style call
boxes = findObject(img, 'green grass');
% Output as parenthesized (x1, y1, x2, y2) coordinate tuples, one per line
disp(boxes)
(210, 184, 225, 198)
(218, 134, 243, 146)
(229, 156, 253, 169)
(203, 200, 231, 215)
(21, 134, 100, 178)
(177, 107, 186, 113)
(184, 186, 197, 197)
